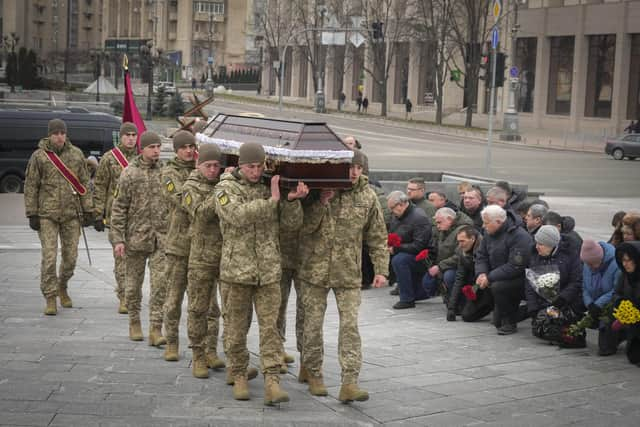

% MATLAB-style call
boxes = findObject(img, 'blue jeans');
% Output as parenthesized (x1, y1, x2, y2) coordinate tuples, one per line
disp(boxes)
(391, 252, 427, 303)
(421, 269, 457, 298)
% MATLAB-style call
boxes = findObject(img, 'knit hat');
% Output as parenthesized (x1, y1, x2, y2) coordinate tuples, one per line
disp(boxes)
(197, 143, 222, 165)
(351, 149, 366, 167)
(120, 122, 137, 136)
(173, 130, 196, 152)
(238, 142, 265, 165)
(139, 131, 161, 149)
(535, 225, 560, 248)
(48, 119, 67, 135)
(581, 240, 604, 265)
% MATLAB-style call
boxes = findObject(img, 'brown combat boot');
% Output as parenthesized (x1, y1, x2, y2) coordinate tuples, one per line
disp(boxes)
(148, 325, 167, 347)
(308, 375, 328, 396)
(232, 375, 250, 400)
(205, 352, 225, 369)
(117, 298, 128, 314)
(264, 374, 289, 406)
(44, 297, 57, 316)
(298, 364, 309, 383)
(226, 367, 259, 385)
(283, 352, 295, 364)
(164, 343, 179, 361)
(129, 320, 143, 341)
(192, 349, 209, 379)
(58, 287, 72, 308)
(338, 383, 369, 403)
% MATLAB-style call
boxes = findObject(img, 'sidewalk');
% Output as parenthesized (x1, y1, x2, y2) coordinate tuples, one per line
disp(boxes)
(1, 223, 640, 426)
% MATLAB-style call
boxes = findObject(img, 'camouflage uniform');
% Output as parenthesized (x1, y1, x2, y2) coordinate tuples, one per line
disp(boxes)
(109, 155, 168, 327)
(24, 137, 93, 298)
(214, 169, 302, 378)
(278, 229, 304, 355)
(181, 169, 222, 357)
(161, 158, 195, 346)
(93, 144, 137, 302)
(298, 176, 388, 384)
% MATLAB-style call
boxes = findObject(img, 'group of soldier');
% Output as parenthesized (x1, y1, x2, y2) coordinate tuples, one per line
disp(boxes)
(23, 118, 390, 406)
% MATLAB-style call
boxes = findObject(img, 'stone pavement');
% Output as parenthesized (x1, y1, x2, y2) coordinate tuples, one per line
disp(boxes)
(2, 221, 640, 427)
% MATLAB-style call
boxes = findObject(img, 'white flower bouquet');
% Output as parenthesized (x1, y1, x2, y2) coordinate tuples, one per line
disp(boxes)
(526, 265, 561, 303)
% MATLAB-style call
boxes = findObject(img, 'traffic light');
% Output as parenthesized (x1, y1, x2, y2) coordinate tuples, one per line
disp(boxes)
(479, 52, 489, 80)
(371, 22, 384, 40)
(483, 52, 506, 87)
(495, 52, 506, 87)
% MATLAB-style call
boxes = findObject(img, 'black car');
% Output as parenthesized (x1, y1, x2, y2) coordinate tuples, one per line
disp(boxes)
(0, 108, 121, 193)
(604, 134, 640, 161)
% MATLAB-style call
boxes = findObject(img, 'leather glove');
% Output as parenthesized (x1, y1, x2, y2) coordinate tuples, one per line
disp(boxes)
(552, 296, 567, 308)
(82, 212, 94, 228)
(94, 217, 105, 232)
(588, 303, 602, 319)
(446, 309, 456, 322)
(28, 215, 40, 231)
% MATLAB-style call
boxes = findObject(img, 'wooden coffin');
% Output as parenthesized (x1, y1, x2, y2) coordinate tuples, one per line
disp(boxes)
(195, 113, 354, 189)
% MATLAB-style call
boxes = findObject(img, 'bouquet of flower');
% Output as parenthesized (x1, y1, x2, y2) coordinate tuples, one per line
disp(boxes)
(414, 249, 432, 268)
(526, 265, 561, 303)
(387, 233, 401, 248)
(567, 302, 613, 337)
(461, 284, 478, 301)
(611, 300, 640, 331)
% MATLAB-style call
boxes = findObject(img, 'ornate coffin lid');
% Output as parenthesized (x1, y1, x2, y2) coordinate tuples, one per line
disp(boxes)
(195, 113, 354, 164)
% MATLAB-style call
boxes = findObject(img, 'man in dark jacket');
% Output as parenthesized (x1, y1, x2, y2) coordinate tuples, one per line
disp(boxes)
(387, 191, 432, 309)
(525, 204, 548, 238)
(475, 205, 533, 335)
(485, 186, 523, 227)
(460, 187, 485, 233)
(543, 211, 583, 254)
(428, 191, 459, 212)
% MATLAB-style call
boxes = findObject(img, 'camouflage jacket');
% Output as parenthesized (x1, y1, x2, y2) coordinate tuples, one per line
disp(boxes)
(214, 169, 303, 286)
(280, 228, 301, 271)
(24, 137, 93, 222)
(297, 176, 389, 288)
(161, 157, 195, 257)
(93, 145, 137, 222)
(181, 169, 221, 269)
(109, 155, 168, 253)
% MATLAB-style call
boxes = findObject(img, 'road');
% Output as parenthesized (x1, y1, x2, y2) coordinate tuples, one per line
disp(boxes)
(204, 98, 640, 198)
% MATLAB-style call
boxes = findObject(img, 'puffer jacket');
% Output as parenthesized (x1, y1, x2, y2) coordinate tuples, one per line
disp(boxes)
(582, 241, 620, 309)
(388, 203, 432, 255)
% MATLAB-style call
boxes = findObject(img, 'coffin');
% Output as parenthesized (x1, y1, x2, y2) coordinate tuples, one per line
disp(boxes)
(195, 113, 354, 189)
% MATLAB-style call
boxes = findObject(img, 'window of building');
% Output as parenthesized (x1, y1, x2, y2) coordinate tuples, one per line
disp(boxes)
(194, 2, 224, 15)
(584, 34, 615, 118)
(515, 37, 537, 113)
(547, 36, 574, 115)
(628, 35, 640, 120)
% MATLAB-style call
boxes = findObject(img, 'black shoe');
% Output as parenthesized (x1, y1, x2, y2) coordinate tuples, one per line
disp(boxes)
(393, 301, 415, 309)
(361, 283, 371, 290)
(446, 310, 456, 321)
(497, 323, 517, 335)
(389, 287, 399, 296)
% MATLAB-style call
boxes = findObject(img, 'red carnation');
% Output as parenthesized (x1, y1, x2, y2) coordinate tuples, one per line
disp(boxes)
(387, 233, 402, 248)
(611, 319, 623, 332)
(415, 249, 429, 261)
(462, 284, 478, 301)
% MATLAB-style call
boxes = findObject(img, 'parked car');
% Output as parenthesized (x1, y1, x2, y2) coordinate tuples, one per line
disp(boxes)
(153, 81, 176, 94)
(605, 134, 640, 160)
(0, 107, 120, 193)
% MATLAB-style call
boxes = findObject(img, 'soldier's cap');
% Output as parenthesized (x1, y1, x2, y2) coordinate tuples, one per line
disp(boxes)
(48, 119, 67, 135)
(351, 149, 366, 167)
(238, 142, 265, 165)
(173, 130, 196, 152)
(120, 121, 138, 136)
(198, 143, 222, 165)
(139, 131, 162, 149)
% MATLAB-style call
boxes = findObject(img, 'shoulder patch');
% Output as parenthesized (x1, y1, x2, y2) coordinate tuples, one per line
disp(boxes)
(216, 190, 229, 206)
(185, 192, 192, 206)
(165, 178, 175, 193)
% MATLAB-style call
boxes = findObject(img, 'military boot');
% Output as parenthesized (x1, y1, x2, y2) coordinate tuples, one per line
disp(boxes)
(338, 383, 369, 403)
(308, 375, 328, 396)
(117, 298, 128, 314)
(58, 287, 72, 308)
(264, 374, 289, 406)
(279, 363, 288, 374)
(164, 343, 179, 361)
(226, 367, 258, 385)
(44, 297, 57, 316)
(148, 324, 167, 347)
(192, 349, 209, 379)
(232, 375, 250, 400)
(298, 364, 309, 383)
(205, 352, 226, 370)
(129, 320, 143, 341)
(283, 352, 295, 364)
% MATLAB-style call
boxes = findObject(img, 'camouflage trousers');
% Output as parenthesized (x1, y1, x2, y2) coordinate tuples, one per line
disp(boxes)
(220, 281, 282, 377)
(113, 248, 126, 301)
(187, 265, 221, 354)
(163, 254, 188, 345)
(219, 281, 253, 355)
(301, 282, 362, 384)
(37, 218, 81, 298)
(125, 249, 167, 326)
(277, 268, 304, 354)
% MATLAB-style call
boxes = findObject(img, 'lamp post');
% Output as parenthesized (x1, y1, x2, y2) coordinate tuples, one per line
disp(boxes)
(206, 12, 215, 97)
(140, 41, 156, 121)
(2, 33, 20, 93)
(500, 0, 525, 142)
(90, 49, 107, 102)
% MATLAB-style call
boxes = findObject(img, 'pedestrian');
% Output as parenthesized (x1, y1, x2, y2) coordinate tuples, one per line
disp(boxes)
(24, 119, 94, 315)
(405, 98, 412, 120)
(180, 143, 226, 378)
(93, 122, 139, 314)
(191, 77, 197, 90)
(214, 142, 307, 405)
(338, 91, 346, 111)
(162, 131, 197, 362)
(362, 96, 369, 114)
(356, 93, 363, 113)
(110, 131, 169, 345)
(299, 149, 388, 403)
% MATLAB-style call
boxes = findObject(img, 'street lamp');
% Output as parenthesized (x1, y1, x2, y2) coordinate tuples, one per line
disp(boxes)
(500, 0, 526, 142)
(2, 33, 20, 93)
(206, 12, 215, 97)
(90, 49, 107, 102)
(139, 41, 157, 121)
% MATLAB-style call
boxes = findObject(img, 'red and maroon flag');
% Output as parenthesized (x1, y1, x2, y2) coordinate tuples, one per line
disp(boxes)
(122, 54, 146, 152)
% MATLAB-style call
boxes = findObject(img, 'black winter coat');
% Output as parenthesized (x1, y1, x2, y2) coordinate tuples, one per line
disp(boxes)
(449, 236, 482, 310)
(525, 237, 584, 314)
(461, 204, 484, 233)
(475, 216, 532, 283)
(388, 204, 432, 255)
(613, 241, 640, 308)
